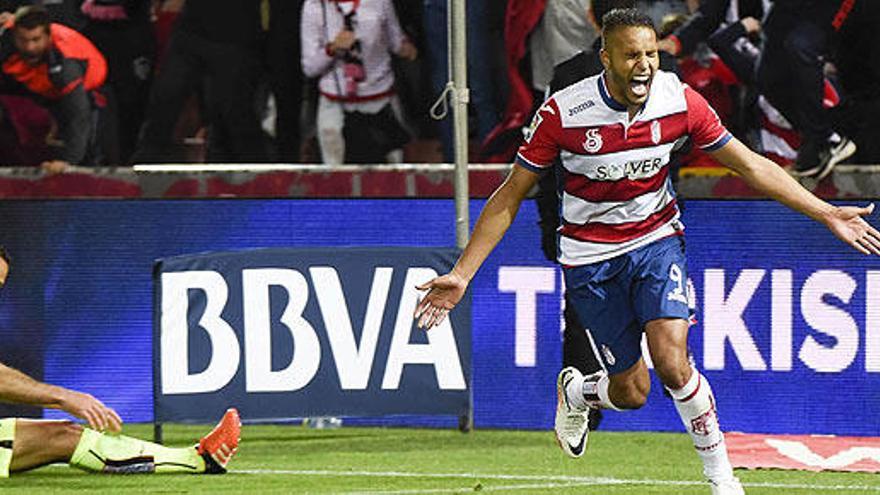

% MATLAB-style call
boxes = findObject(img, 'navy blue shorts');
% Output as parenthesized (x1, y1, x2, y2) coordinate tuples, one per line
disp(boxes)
(563, 235, 691, 375)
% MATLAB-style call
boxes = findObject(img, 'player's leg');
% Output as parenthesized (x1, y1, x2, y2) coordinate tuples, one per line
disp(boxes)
(633, 237, 743, 494)
(69, 428, 206, 474)
(561, 296, 603, 430)
(647, 319, 743, 494)
(3, 419, 81, 475)
(556, 352, 651, 458)
(556, 259, 651, 458)
(70, 408, 240, 474)
(564, 353, 651, 408)
(0, 409, 240, 477)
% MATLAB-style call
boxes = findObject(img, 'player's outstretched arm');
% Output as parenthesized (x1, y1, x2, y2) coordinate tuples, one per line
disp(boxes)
(414, 165, 541, 329)
(711, 137, 880, 255)
(0, 361, 122, 432)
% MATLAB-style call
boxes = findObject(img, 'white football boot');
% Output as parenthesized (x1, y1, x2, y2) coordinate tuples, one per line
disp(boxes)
(554, 367, 590, 458)
(710, 477, 745, 495)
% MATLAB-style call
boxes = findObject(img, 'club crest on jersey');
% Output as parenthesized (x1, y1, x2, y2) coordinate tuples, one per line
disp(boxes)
(651, 120, 661, 145)
(583, 128, 603, 153)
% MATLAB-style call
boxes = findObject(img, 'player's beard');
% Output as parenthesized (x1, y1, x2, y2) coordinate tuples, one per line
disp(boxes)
(609, 68, 652, 107)
(628, 72, 652, 101)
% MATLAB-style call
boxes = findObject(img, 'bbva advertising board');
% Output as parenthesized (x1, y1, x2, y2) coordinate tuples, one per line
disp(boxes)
(153, 247, 471, 422)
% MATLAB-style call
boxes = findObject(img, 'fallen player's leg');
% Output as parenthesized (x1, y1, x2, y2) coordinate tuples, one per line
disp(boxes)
(1, 408, 240, 476)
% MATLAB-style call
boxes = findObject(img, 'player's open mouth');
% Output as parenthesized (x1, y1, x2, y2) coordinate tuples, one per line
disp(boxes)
(630, 74, 650, 98)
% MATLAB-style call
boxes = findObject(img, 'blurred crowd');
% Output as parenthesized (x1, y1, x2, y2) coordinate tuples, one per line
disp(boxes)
(0, 0, 876, 175)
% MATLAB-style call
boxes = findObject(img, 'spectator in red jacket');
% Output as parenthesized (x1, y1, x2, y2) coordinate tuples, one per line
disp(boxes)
(0, 6, 107, 171)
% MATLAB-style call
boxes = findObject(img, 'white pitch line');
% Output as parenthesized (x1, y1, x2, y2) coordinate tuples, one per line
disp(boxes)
(236, 469, 880, 492)
(342, 481, 613, 494)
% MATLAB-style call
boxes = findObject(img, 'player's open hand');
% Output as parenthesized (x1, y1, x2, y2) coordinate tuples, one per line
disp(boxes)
(413, 270, 468, 329)
(825, 203, 880, 255)
(58, 390, 123, 433)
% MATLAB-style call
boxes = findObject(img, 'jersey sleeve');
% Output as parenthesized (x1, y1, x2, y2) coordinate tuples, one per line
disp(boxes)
(300, 0, 334, 78)
(515, 98, 562, 173)
(684, 85, 731, 151)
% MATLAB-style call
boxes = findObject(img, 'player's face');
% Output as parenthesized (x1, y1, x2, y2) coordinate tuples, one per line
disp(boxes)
(600, 26, 659, 110)
(13, 25, 51, 65)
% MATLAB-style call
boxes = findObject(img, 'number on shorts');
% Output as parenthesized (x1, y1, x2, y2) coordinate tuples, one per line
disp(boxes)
(667, 263, 688, 304)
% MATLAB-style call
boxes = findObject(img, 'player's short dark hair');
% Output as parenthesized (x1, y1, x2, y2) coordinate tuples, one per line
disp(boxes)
(591, 0, 637, 28)
(601, 8, 656, 47)
(13, 5, 51, 31)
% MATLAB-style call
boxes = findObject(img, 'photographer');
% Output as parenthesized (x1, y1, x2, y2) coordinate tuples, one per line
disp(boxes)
(301, 0, 417, 164)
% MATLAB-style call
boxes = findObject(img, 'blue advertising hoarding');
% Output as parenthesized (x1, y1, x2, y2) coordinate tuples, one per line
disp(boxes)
(153, 247, 471, 422)
(0, 199, 876, 435)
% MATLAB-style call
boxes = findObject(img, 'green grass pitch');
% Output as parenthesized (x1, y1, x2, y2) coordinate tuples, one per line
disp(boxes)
(4, 423, 879, 494)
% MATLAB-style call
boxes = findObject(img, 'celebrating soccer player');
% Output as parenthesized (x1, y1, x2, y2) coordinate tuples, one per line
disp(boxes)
(414, 8, 880, 495)
(0, 248, 240, 477)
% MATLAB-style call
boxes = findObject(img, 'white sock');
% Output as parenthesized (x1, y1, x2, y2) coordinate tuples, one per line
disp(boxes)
(667, 367, 734, 482)
(565, 371, 621, 411)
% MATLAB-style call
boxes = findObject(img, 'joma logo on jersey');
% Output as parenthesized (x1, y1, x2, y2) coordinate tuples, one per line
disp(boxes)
(568, 100, 595, 117)
(583, 128, 603, 153)
(595, 157, 664, 180)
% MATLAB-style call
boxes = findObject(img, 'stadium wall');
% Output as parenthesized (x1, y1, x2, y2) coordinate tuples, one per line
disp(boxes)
(0, 198, 877, 435)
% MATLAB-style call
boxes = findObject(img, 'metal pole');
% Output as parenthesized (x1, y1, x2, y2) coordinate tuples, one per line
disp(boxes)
(450, 0, 473, 433)
(451, 0, 469, 250)
(153, 422, 163, 444)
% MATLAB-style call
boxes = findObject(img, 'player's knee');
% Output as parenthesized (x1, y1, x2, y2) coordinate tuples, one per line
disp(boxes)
(14, 420, 84, 462)
(654, 360, 692, 391)
(46, 421, 84, 449)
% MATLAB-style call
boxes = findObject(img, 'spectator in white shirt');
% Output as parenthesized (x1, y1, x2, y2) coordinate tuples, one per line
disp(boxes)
(301, 0, 417, 164)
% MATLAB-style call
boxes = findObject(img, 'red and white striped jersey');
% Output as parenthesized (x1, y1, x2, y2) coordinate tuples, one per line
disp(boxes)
(516, 70, 731, 265)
